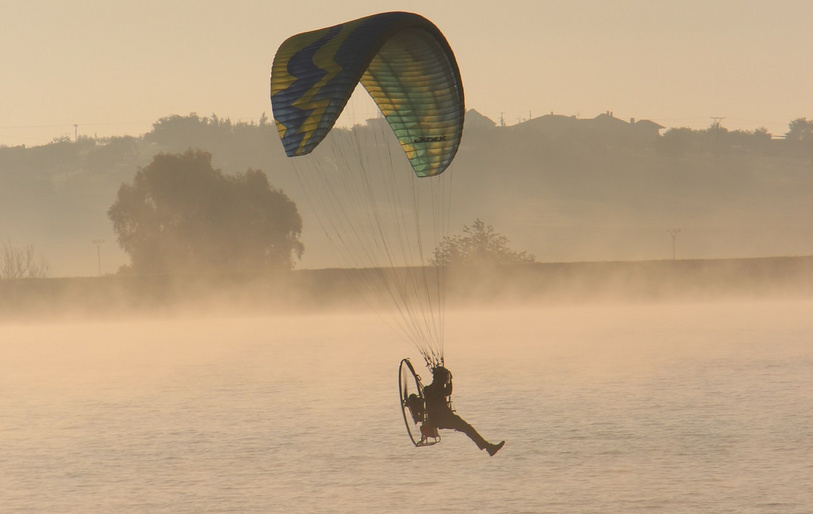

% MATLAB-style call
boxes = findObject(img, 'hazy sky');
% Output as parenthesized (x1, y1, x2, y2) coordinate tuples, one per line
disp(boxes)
(2, 0, 811, 146)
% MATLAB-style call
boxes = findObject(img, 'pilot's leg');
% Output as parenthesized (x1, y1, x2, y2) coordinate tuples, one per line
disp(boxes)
(436, 413, 489, 449)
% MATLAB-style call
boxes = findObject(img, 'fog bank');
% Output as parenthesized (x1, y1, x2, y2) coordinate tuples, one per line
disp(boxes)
(2, 256, 811, 323)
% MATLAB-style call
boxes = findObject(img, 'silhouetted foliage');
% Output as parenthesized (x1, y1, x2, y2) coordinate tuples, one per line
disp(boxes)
(786, 118, 813, 142)
(660, 127, 696, 156)
(1, 240, 49, 279)
(108, 149, 303, 274)
(430, 219, 535, 266)
(659, 123, 776, 155)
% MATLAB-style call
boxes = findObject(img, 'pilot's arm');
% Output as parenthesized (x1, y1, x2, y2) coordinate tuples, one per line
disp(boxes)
(442, 373, 453, 397)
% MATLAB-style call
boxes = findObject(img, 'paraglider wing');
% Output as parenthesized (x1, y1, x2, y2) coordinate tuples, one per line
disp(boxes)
(270, 11, 465, 177)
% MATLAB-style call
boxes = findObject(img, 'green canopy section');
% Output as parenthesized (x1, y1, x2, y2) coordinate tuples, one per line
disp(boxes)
(271, 11, 464, 177)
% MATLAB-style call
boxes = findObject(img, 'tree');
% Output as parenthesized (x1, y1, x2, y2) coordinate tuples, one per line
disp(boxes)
(108, 149, 304, 273)
(786, 118, 813, 142)
(660, 127, 696, 155)
(430, 219, 535, 266)
(1, 240, 49, 279)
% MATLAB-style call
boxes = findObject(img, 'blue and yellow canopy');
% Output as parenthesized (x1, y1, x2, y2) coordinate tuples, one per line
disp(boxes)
(270, 12, 464, 177)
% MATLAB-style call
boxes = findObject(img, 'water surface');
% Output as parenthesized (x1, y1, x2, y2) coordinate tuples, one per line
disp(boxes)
(2, 301, 811, 512)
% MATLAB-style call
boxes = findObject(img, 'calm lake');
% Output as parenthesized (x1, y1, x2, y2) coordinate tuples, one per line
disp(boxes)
(2, 300, 812, 513)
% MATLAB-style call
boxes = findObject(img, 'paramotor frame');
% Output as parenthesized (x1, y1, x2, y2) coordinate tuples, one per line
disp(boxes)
(398, 358, 440, 447)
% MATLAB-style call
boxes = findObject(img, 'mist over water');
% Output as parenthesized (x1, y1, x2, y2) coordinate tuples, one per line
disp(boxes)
(2, 300, 812, 512)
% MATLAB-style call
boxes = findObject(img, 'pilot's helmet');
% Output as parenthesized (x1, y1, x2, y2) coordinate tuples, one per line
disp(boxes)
(432, 366, 451, 382)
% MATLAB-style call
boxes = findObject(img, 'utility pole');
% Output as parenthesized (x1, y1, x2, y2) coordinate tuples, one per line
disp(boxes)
(710, 117, 725, 150)
(74, 124, 78, 142)
(92, 239, 104, 275)
(666, 229, 681, 260)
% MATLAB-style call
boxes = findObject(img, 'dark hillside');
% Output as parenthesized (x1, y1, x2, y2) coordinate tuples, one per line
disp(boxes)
(1, 111, 811, 275)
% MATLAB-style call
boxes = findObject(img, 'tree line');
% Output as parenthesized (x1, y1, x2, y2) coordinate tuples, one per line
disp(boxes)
(1, 112, 811, 276)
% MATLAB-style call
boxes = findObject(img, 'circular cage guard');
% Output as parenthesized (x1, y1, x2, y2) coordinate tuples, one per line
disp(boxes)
(398, 358, 440, 447)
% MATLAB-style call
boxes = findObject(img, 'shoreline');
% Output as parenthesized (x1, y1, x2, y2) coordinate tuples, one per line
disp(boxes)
(2, 255, 811, 321)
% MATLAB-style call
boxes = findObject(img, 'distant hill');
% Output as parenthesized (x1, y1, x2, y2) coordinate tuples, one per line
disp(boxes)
(1, 111, 811, 276)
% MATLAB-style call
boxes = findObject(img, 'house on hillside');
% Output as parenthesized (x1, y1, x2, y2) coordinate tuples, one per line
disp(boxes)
(587, 111, 664, 140)
(589, 111, 630, 131)
(630, 118, 665, 140)
(500, 110, 664, 144)
(368, 108, 665, 145)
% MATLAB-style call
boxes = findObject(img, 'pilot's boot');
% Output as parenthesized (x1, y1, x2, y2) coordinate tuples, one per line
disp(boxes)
(486, 441, 505, 456)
